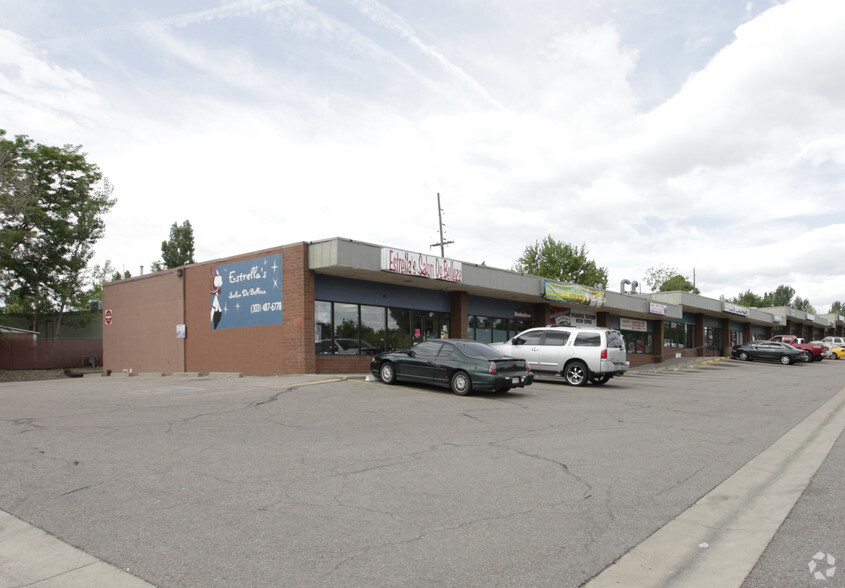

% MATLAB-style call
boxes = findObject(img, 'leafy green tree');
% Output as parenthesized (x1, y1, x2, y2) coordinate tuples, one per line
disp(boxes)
(151, 220, 195, 271)
(659, 274, 700, 294)
(792, 296, 815, 314)
(644, 263, 699, 294)
(513, 235, 608, 286)
(643, 264, 678, 292)
(110, 269, 131, 281)
(729, 289, 765, 307)
(766, 285, 795, 307)
(830, 301, 844, 314)
(729, 285, 815, 313)
(0, 130, 115, 336)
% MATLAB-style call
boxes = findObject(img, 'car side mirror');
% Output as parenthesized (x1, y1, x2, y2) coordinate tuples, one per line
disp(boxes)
(408, 350, 416, 357)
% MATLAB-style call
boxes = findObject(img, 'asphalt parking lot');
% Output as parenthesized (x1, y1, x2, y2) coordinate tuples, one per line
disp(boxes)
(1, 359, 844, 587)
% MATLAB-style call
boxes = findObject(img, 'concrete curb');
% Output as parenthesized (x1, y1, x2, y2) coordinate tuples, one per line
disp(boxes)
(0, 509, 154, 587)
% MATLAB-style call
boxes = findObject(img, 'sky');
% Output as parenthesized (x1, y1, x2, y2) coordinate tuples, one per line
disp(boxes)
(2, 0, 844, 312)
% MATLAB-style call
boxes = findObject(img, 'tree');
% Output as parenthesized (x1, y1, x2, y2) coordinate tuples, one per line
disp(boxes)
(659, 274, 700, 294)
(831, 301, 844, 314)
(513, 235, 608, 287)
(0, 130, 115, 336)
(151, 220, 195, 271)
(643, 264, 678, 292)
(767, 285, 795, 307)
(728, 285, 816, 313)
(644, 264, 699, 294)
(792, 296, 815, 314)
(729, 289, 765, 307)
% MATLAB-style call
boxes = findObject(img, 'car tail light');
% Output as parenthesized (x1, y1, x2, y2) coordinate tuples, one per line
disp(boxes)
(489, 362, 497, 374)
(525, 361, 531, 372)
(601, 349, 607, 360)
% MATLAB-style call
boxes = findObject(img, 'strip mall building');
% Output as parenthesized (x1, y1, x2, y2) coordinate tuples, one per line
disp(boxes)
(102, 237, 845, 376)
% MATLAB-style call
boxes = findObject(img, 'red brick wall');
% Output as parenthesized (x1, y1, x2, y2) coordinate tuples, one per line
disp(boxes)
(315, 354, 372, 374)
(450, 292, 468, 339)
(184, 243, 310, 376)
(103, 242, 314, 376)
(103, 272, 185, 374)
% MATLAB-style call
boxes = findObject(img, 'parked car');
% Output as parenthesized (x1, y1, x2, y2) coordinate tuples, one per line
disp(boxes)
(822, 336, 845, 348)
(826, 346, 845, 360)
(370, 339, 533, 396)
(768, 335, 825, 362)
(731, 341, 810, 365)
(491, 326, 628, 386)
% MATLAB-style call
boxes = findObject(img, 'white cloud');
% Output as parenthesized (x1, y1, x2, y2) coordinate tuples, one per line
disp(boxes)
(2, 0, 844, 312)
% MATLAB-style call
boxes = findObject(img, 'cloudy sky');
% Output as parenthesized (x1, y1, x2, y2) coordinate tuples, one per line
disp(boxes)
(2, 0, 844, 312)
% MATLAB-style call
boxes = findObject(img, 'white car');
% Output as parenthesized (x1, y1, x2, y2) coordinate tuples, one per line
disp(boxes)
(821, 336, 845, 348)
(492, 326, 629, 386)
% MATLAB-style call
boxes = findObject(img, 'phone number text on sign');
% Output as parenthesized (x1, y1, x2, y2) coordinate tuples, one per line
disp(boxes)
(251, 301, 283, 314)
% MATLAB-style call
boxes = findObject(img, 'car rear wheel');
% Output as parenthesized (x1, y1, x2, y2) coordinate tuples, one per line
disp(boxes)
(738, 351, 749, 361)
(780, 355, 792, 365)
(379, 362, 397, 384)
(589, 374, 611, 385)
(450, 371, 472, 396)
(564, 361, 588, 386)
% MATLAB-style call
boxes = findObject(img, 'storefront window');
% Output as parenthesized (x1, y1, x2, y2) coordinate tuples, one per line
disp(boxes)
(468, 316, 534, 343)
(315, 301, 331, 342)
(315, 301, 451, 354)
(492, 318, 510, 343)
(664, 322, 694, 348)
(621, 331, 653, 354)
(361, 305, 386, 354)
(705, 326, 722, 353)
(388, 308, 411, 351)
(475, 316, 492, 343)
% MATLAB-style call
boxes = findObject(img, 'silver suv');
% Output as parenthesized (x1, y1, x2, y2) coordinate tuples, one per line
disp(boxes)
(493, 326, 629, 386)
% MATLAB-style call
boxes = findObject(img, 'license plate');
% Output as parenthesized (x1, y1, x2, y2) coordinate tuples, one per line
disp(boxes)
(512, 377, 521, 384)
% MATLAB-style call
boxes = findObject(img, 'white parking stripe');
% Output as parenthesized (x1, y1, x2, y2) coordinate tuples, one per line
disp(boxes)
(586, 386, 845, 588)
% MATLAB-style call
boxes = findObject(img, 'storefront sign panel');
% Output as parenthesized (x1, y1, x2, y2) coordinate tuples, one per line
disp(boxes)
(210, 254, 283, 330)
(620, 317, 648, 332)
(723, 302, 749, 316)
(551, 307, 597, 327)
(649, 302, 667, 315)
(380, 248, 463, 283)
(543, 281, 605, 307)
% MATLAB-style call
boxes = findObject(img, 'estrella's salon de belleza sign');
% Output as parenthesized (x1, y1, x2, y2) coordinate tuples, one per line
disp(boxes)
(209, 254, 283, 329)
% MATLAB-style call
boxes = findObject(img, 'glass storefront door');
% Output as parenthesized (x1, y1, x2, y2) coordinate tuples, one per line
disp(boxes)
(413, 311, 449, 344)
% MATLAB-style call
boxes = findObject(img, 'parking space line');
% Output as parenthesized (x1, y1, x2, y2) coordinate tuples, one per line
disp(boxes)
(585, 386, 845, 588)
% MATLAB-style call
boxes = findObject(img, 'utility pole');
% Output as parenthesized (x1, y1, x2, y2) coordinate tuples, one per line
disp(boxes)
(430, 192, 454, 257)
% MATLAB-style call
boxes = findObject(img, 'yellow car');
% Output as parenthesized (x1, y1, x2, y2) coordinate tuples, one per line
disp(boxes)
(829, 346, 845, 359)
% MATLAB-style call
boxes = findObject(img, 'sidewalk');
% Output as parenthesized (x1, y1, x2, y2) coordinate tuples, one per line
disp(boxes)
(627, 355, 731, 375)
(0, 509, 154, 587)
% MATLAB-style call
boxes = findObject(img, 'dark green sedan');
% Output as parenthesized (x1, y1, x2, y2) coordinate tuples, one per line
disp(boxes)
(369, 339, 534, 396)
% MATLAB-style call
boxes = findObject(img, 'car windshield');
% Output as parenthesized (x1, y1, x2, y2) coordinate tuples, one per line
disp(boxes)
(453, 341, 502, 358)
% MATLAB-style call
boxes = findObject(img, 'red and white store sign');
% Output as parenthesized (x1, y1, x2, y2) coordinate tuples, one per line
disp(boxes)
(104, 309, 113, 325)
(620, 317, 647, 332)
(380, 248, 463, 283)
